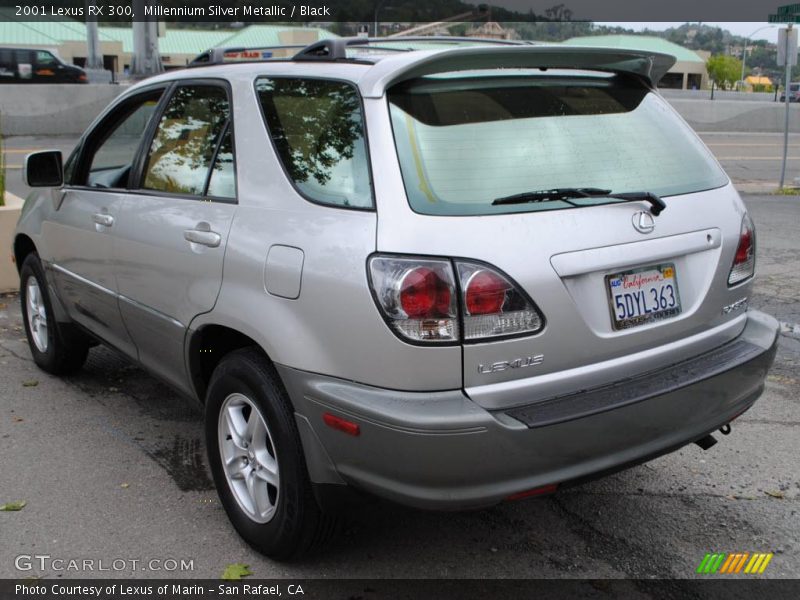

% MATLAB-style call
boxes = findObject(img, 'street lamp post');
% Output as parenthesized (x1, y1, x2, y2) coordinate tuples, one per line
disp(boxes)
(373, 0, 389, 37)
(740, 25, 777, 90)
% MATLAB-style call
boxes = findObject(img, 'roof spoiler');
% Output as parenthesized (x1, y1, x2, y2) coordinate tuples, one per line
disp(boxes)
(358, 45, 677, 97)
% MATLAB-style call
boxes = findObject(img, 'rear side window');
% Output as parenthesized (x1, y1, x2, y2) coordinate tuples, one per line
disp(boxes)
(256, 78, 372, 209)
(388, 73, 729, 216)
(142, 84, 231, 197)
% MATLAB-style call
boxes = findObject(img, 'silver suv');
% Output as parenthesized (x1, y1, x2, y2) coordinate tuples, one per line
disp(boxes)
(15, 39, 779, 559)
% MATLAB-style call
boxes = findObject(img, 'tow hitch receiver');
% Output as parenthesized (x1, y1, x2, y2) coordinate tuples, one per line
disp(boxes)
(695, 434, 718, 450)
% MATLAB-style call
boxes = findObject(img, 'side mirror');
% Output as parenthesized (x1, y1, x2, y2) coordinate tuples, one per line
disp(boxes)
(24, 150, 63, 187)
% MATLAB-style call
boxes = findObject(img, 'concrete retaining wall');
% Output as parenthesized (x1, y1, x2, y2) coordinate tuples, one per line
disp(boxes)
(0, 84, 798, 136)
(660, 89, 777, 103)
(669, 98, 800, 133)
(0, 192, 24, 292)
(0, 84, 125, 136)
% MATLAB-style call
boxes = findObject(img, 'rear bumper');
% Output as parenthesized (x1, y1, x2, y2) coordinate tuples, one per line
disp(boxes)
(279, 310, 779, 510)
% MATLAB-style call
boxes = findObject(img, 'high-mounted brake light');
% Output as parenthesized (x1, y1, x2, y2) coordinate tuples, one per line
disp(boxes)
(368, 256, 544, 344)
(728, 214, 755, 286)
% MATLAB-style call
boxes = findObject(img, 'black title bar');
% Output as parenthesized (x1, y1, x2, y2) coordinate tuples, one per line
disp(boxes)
(0, 0, 794, 23)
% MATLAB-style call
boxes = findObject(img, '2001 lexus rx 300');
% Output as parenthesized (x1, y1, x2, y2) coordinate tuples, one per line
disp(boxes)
(14, 39, 779, 559)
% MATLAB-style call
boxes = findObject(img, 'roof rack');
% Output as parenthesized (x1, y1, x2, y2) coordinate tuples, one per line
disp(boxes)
(189, 36, 535, 67)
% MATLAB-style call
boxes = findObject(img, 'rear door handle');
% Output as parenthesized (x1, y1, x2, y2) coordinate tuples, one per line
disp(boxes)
(184, 229, 221, 248)
(92, 213, 114, 227)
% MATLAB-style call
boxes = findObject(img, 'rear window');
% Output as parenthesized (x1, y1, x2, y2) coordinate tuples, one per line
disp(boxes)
(388, 72, 728, 216)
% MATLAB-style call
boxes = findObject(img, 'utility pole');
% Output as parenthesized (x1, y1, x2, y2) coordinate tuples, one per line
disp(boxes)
(770, 4, 800, 188)
(84, 1, 110, 82)
(130, 0, 162, 79)
(85, 3, 102, 69)
(778, 23, 798, 189)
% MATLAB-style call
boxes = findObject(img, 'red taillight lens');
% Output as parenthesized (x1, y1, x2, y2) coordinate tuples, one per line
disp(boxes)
(728, 214, 756, 286)
(369, 257, 458, 343)
(399, 267, 451, 318)
(734, 229, 752, 264)
(465, 270, 509, 315)
(457, 262, 544, 341)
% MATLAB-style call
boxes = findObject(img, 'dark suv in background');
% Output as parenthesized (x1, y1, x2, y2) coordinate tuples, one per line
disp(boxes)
(0, 47, 87, 83)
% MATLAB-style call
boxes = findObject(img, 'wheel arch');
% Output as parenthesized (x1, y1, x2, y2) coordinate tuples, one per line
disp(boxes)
(187, 323, 275, 404)
(13, 234, 37, 274)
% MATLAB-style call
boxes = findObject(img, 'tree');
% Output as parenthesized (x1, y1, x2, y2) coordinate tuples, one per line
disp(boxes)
(706, 54, 743, 89)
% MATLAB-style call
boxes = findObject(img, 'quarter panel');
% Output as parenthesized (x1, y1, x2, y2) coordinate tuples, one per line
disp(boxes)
(194, 202, 462, 392)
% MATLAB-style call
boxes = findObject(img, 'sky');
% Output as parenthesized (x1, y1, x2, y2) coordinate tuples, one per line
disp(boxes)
(598, 22, 782, 44)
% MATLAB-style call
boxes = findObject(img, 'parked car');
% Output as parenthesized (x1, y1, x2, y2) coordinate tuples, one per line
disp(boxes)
(780, 82, 800, 102)
(14, 38, 779, 559)
(0, 46, 87, 83)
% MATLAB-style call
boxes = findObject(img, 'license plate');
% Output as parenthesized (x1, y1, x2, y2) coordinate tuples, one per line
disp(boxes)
(606, 263, 682, 330)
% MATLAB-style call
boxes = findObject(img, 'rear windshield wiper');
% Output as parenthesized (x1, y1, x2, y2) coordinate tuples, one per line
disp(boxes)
(492, 187, 666, 216)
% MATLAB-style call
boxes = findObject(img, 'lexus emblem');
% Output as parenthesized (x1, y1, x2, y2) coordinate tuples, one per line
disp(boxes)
(632, 211, 655, 234)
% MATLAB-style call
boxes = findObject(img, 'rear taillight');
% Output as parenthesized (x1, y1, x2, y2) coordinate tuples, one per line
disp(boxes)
(368, 256, 544, 344)
(368, 257, 459, 343)
(457, 262, 544, 341)
(728, 214, 755, 286)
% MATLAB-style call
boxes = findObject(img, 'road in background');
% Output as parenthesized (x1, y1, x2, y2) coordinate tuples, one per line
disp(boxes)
(3, 132, 799, 199)
(0, 194, 798, 581)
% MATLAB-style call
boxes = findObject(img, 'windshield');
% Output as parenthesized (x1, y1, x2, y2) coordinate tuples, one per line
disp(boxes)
(387, 72, 728, 216)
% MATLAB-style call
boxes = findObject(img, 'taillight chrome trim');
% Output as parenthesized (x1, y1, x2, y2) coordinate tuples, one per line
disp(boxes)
(367, 254, 460, 347)
(455, 258, 546, 344)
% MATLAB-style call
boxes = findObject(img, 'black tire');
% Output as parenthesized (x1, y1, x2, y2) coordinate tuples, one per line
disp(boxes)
(205, 347, 339, 560)
(19, 253, 90, 375)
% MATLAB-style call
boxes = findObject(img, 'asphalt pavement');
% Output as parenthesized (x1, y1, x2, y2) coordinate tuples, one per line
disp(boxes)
(0, 193, 798, 582)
